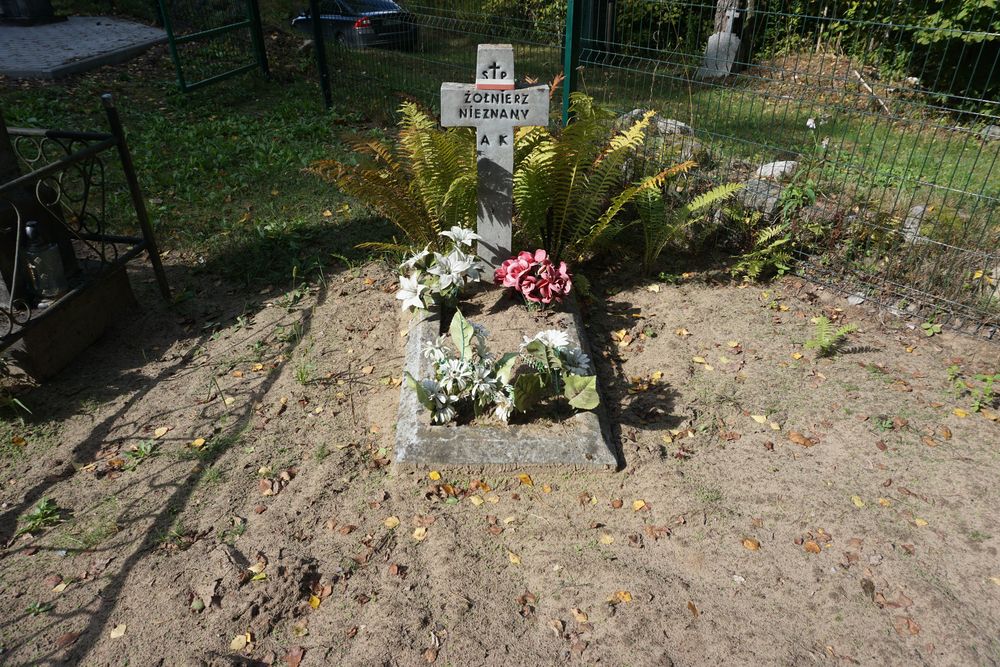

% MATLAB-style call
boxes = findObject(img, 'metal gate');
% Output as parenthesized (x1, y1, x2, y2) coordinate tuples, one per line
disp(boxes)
(158, 0, 269, 92)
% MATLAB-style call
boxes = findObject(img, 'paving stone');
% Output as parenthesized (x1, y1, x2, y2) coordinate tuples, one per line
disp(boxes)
(0, 16, 165, 79)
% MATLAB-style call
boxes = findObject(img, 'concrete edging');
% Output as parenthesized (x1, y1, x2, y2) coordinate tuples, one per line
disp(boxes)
(394, 299, 617, 468)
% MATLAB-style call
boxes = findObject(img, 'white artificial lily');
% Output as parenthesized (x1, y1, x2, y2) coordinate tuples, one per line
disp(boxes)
(401, 245, 432, 271)
(430, 251, 473, 290)
(440, 225, 481, 248)
(396, 272, 427, 312)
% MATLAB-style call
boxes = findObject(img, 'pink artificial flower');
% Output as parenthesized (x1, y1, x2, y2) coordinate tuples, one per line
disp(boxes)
(495, 249, 573, 304)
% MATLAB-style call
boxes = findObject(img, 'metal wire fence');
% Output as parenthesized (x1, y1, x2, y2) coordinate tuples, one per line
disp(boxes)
(315, 0, 1000, 337)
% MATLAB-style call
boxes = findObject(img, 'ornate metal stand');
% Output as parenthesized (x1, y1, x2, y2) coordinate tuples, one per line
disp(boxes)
(0, 93, 169, 353)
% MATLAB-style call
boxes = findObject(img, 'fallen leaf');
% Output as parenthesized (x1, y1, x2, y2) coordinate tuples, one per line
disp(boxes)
(599, 534, 615, 545)
(384, 516, 400, 529)
(428, 470, 441, 481)
(632, 499, 646, 512)
(921, 435, 938, 447)
(109, 624, 126, 639)
(322, 209, 333, 217)
(309, 594, 321, 609)
(423, 647, 438, 663)
(878, 498, 891, 507)
(893, 616, 920, 636)
(153, 426, 170, 438)
(750, 415, 767, 424)
(989, 576, 1000, 586)
(52, 581, 68, 593)
(981, 408, 998, 421)
(791, 352, 803, 360)
(851, 495, 866, 508)
(508, 551, 522, 565)
(769, 422, 781, 431)
(914, 518, 928, 527)
(611, 498, 623, 509)
(230, 632, 253, 651)
(614, 590, 632, 604)
(190, 437, 206, 449)
(542, 483, 553, 493)
(646, 284, 661, 293)
(571, 608, 589, 623)
(687, 600, 699, 617)
(937, 425, 952, 440)
(804, 540, 822, 554)
(692, 356, 707, 364)
(953, 408, 969, 418)
(517, 473, 534, 486)
(55, 632, 80, 649)
(788, 431, 816, 447)
(742, 537, 761, 551)
(412, 527, 428, 541)
(675, 328, 691, 337)
(284, 646, 305, 667)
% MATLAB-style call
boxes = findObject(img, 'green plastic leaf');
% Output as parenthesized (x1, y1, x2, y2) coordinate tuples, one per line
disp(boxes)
(404, 372, 435, 411)
(513, 372, 546, 413)
(564, 374, 599, 410)
(494, 352, 519, 384)
(522, 339, 562, 372)
(449, 310, 475, 359)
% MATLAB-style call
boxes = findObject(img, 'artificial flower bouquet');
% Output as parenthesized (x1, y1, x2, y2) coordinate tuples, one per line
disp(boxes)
(396, 226, 490, 313)
(494, 249, 572, 305)
(405, 311, 599, 425)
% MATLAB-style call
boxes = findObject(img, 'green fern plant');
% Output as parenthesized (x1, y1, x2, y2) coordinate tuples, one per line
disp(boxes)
(513, 93, 672, 263)
(804, 316, 858, 357)
(730, 220, 793, 281)
(635, 180, 743, 274)
(310, 102, 477, 253)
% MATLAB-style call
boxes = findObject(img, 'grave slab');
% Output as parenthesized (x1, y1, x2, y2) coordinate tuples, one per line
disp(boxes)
(395, 299, 617, 468)
(0, 16, 166, 79)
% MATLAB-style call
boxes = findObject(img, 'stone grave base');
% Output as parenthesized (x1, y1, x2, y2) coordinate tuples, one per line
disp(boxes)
(394, 296, 617, 469)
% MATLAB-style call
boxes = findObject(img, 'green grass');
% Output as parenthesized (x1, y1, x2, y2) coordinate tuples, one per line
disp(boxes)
(3, 47, 393, 288)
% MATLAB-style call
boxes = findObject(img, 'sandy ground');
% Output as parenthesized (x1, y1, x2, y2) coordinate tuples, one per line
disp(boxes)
(1, 260, 999, 666)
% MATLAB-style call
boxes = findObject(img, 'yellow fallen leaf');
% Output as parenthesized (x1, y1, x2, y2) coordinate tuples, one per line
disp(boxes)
(486, 494, 500, 504)
(750, 415, 767, 424)
(646, 284, 661, 293)
(728, 340, 740, 348)
(599, 534, 615, 545)
(503, 516, 516, 525)
(851, 495, 865, 508)
(990, 576, 1000, 586)
(791, 352, 803, 360)
(428, 471, 441, 481)
(704, 364, 714, 371)
(190, 437, 206, 449)
(571, 608, 589, 622)
(413, 526, 428, 541)
(52, 581, 68, 593)
(878, 498, 891, 507)
(308, 594, 321, 609)
(322, 209, 333, 217)
(248, 561, 265, 575)
(769, 422, 781, 431)
(615, 590, 632, 603)
(905, 345, 916, 353)
(661, 434, 673, 444)
(224, 396, 235, 406)
(692, 356, 707, 364)
(252, 363, 265, 372)
(954, 408, 969, 418)
(718, 356, 732, 364)
(804, 540, 821, 554)
(470, 496, 484, 506)
(914, 518, 928, 527)
(675, 328, 691, 337)
(632, 499, 646, 512)
(230, 632, 253, 651)
(650, 371, 663, 382)
(109, 623, 126, 639)
(517, 473, 534, 486)
(384, 516, 400, 529)
(361, 365, 375, 375)
(508, 551, 521, 565)
(542, 484, 552, 493)
(742, 537, 760, 551)
(153, 426, 170, 439)
(981, 409, 998, 422)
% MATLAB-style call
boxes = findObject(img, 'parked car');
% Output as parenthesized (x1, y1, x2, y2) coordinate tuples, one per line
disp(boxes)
(291, 0, 418, 50)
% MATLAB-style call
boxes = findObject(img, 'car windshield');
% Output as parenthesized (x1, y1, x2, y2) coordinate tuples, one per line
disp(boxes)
(342, 0, 399, 13)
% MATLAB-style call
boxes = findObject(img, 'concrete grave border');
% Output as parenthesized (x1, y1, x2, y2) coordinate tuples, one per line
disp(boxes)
(395, 298, 617, 468)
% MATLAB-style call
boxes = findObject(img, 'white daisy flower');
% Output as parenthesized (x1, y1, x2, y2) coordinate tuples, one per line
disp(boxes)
(806, 117, 817, 130)
(561, 347, 592, 375)
(396, 272, 426, 312)
(493, 389, 514, 423)
(523, 329, 570, 350)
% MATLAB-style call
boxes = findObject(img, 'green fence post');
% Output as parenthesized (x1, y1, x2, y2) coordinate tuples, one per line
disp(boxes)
(562, 0, 583, 126)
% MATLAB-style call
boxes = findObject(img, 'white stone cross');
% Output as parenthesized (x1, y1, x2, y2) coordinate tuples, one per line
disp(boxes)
(440, 44, 549, 267)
